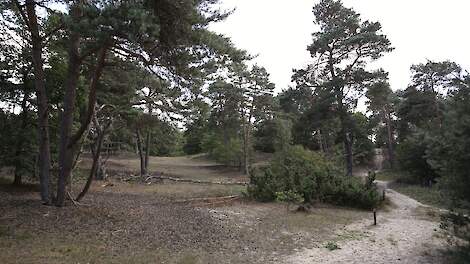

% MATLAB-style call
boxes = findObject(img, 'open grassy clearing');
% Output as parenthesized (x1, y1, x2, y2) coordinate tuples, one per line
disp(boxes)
(0, 155, 369, 264)
(77, 153, 253, 184)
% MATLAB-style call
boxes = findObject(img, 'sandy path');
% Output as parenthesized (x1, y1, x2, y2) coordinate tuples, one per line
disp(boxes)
(285, 180, 447, 264)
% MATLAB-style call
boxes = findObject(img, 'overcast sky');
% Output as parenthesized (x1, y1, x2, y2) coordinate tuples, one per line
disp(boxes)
(210, 0, 470, 93)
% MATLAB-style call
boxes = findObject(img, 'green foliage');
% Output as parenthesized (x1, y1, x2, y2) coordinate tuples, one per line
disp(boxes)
(183, 101, 210, 155)
(389, 182, 445, 208)
(254, 118, 293, 153)
(275, 190, 305, 205)
(396, 86, 439, 141)
(350, 113, 375, 165)
(325, 241, 341, 251)
(150, 123, 185, 157)
(427, 80, 470, 211)
(394, 61, 470, 249)
(366, 80, 397, 167)
(0, 117, 36, 178)
(248, 145, 380, 209)
(396, 132, 439, 185)
(285, 0, 392, 176)
(202, 134, 243, 167)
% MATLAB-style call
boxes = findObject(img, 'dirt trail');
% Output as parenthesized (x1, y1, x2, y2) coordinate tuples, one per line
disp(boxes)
(285, 180, 447, 264)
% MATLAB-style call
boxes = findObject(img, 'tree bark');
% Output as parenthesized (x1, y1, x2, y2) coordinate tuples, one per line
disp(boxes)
(56, 28, 81, 206)
(75, 121, 107, 202)
(56, 10, 108, 205)
(337, 93, 354, 177)
(328, 49, 354, 176)
(344, 132, 354, 176)
(385, 110, 395, 169)
(242, 126, 248, 174)
(136, 129, 146, 177)
(144, 130, 151, 175)
(25, 0, 52, 202)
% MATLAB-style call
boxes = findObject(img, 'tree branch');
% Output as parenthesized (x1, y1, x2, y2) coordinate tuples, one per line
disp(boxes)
(68, 45, 109, 148)
(13, 0, 30, 31)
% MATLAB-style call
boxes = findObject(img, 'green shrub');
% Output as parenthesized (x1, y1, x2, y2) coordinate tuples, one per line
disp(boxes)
(396, 132, 439, 185)
(202, 133, 243, 167)
(248, 145, 380, 209)
(325, 241, 341, 251)
(275, 190, 305, 204)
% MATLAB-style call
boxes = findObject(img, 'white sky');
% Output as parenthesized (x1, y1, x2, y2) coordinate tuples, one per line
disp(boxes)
(210, 0, 470, 93)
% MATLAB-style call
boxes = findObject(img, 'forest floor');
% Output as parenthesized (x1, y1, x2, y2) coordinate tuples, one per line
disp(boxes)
(0, 155, 456, 264)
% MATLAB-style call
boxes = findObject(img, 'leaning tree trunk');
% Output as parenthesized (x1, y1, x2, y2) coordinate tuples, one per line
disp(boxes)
(75, 124, 106, 202)
(25, 0, 52, 203)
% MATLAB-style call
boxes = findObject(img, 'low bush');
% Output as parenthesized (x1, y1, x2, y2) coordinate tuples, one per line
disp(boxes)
(396, 132, 439, 185)
(325, 241, 341, 251)
(248, 145, 380, 209)
(202, 133, 243, 167)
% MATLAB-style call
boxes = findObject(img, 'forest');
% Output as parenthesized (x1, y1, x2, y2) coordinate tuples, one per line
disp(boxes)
(0, 0, 469, 263)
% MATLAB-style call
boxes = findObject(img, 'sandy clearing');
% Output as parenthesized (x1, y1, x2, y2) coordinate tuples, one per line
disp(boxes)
(285, 182, 448, 264)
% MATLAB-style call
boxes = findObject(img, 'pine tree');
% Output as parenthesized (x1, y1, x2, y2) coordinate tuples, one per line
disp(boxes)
(296, 0, 393, 176)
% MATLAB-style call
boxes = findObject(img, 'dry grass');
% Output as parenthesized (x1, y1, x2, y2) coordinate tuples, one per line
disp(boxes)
(78, 154, 249, 183)
(99, 180, 246, 200)
(0, 155, 369, 264)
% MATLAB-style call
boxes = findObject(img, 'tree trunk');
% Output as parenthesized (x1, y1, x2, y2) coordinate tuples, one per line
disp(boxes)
(338, 94, 353, 177)
(344, 132, 354, 176)
(385, 110, 395, 169)
(317, 130, 325, 153)
(75, 127, 105, 202)
(56, 11, 108, 206)
(144, 130, 151, 175)
(243, 126, 249, 175)
(56, 28, 81, 206)
(136, 129, 146, 177)
(25, 0, 52, 203)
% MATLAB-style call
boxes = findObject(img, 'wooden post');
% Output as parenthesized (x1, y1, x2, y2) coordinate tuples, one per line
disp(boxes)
(373, 209, 377, 225)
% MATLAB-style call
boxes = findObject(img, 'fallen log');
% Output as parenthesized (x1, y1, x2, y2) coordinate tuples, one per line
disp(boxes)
(145, 175, 248, 186)
(174, 195, 240, 204)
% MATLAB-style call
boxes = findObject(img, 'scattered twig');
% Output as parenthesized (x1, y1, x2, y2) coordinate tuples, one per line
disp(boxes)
(67, 191, 80, 206)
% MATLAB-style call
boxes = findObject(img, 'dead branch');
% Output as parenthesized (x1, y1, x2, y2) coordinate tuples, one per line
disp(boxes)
(174, 195, 240, 204)
(144, 175, 248, 186)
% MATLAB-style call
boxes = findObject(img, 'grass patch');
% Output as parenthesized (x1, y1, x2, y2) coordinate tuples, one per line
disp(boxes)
(325, 241, 341, 251)
(375, 170, 447, 208)
(112, 181, 246, 200)
(375, 170, 405, 182)
(0, 176, 12, 185)
(389, 182, 445, 208)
